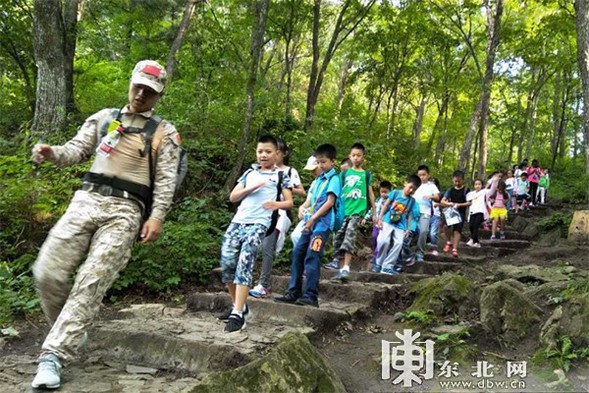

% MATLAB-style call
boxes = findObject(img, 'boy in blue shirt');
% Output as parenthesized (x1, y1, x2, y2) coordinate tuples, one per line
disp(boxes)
(374, 175, 421, 274)
(218, 135, 293, 332)
(275, 144, 341, 307)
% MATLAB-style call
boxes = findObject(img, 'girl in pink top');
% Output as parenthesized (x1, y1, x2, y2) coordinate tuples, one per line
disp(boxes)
(526, 159, 543, 206)
(489, 181, 509, 240)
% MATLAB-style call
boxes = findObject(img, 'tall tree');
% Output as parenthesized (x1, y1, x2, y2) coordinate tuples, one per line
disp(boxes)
(31, 0, 80, 135)
(575, 0, 589, 175)
(32, 0, 67, 137)
(453, 0, 503, 173)
(304, 0, 375, 130)
(166, 0, 199, 80)
(224, 0, 271, 190)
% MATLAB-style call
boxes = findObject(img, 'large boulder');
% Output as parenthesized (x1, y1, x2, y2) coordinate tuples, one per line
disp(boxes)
(568, 210, 589, 245)
(540, 293, 589, 350)
(494, 264, 572, 284)
(192, 333, 346, 393)
(480, 279, 543, 345)
(408, 273, 475, 321)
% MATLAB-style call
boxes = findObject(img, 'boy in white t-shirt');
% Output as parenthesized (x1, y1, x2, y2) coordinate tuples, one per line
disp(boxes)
(218, 135, 293, 332)
(413, 165, 441, 262)
(250, 139, 305, 299)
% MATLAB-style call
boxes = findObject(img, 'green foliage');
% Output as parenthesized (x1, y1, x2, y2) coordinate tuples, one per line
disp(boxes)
(541, 336, 589, 372)
(549, 163, 589, 204)
(0, 151, 85, 261)
(537, 212, 573, 237)
(399, 310, 436, 326)
(0, 260, 39, 325)
(435, 329, 476, 361)
(113, 195, 232, 293)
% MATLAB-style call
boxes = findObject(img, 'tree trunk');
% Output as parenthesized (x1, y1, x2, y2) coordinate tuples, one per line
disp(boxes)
(32, 0, 67, 137)
(576, 0, 589, 175)
(458, 0, 504, 172)
(336, 58, 353, 112)
(477, 105, 489, 177)
(304, 0, 375, 130)
(166, 0, 198, 80)
(524, 91, 540, 160)
(224, 0, 270, 191)
(413, 91, 427, 148)
(304, 0, 321, 131)
(63, 0, 80, 114)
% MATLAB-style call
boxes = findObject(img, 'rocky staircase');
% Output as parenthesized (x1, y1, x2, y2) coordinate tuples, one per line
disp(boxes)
(1, 205, 554, 392)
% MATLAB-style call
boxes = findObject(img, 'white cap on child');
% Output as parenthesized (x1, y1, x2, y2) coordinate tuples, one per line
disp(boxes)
(303, 156, 318, 171)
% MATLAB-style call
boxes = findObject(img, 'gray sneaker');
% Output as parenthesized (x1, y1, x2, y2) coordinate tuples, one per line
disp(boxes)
(31, 354, 62, 389)
(331, 270, 350, 283)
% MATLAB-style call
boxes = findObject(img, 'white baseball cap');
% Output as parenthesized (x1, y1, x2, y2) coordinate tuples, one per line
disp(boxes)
(303, 156, 318, 171)
(131, 60, 167, 93)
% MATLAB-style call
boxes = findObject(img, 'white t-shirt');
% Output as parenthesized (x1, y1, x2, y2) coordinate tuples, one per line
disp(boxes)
(413, 182, 441, 216)
(467, 189, 488, 215)
(232, 166, 292, 227)
(282, 166, 302, 189)
(505, 177, 517, 192)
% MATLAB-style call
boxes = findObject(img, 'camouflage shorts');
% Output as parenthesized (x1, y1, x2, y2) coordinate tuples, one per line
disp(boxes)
(220, 222, 267, 286)
(333, 214, 363, 257)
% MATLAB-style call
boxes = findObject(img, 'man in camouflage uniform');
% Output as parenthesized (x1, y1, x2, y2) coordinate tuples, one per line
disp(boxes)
(29, 60, 181, 389)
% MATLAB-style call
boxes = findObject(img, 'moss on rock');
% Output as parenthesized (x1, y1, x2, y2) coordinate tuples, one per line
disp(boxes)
(480, 280, 543, 345)
(408, 273, 475, 321)
(541, 293, 589, 350)
(192, 333, 346, 393)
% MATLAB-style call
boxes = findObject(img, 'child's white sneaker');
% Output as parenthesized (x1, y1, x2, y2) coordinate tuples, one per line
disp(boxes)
(466, 239, 474, 247)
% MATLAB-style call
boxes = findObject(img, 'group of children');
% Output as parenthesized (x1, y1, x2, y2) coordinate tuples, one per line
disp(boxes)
(216, 136, 550, 332)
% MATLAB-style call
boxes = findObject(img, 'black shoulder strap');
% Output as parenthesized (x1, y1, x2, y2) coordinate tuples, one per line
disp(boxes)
(276, 170, 284, 201)
(365, 170, 371, 209)
(265, 170, 283, 236)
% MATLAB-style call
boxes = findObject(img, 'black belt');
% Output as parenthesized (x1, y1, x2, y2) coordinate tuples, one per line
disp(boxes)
(81, 183, 145, 211)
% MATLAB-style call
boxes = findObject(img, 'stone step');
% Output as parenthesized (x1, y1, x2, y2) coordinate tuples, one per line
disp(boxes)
(319, 269, 430, 284)
(268, 275, 400, 305)
(463, 229, 532, 241)
(423, 253, 486, 264)
(89, 304, 312, 376)
(478, 239, 531, 248)
(0, 354, 200, 393)
(404, 260, 462, 275)
(186, 292, 367, 333)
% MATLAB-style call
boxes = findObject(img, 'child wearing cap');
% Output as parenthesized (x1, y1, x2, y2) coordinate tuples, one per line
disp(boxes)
(249, 140, 305, 299)
(364, 180, 392, 265)
(290, 155, 322, 248)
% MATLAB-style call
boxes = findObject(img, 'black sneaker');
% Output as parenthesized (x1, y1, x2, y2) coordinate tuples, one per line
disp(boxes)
(218, 304, 250, 323)
(294, 297, 319, 308)
(274, 292, 299, 304)
(224, 313, 246, 333)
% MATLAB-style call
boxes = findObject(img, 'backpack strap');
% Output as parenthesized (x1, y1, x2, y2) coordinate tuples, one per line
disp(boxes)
(365, 170, 371, 210)
(265, 171, 283, 236)
(96, 108, 122, 147)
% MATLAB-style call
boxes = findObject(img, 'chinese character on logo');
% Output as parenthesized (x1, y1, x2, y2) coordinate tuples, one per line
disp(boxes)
(506, 361, 527, 378)
(471, 361, 495, 378)
(382, 329, 435, 387)
(438, 360, 460, 378)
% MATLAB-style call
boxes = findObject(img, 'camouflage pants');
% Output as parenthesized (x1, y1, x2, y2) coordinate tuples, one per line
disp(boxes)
(32, 190, 142, 363)
(332, 214, 363, 258)
(220, 222, 267, 286)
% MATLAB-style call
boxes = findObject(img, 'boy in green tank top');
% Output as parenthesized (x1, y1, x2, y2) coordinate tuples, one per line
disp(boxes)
(327, 143, 376, 282)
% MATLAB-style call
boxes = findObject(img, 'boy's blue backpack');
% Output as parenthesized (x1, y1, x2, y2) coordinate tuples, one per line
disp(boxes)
(332, 174, 345, 232)
(333, 190, 345, 232)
